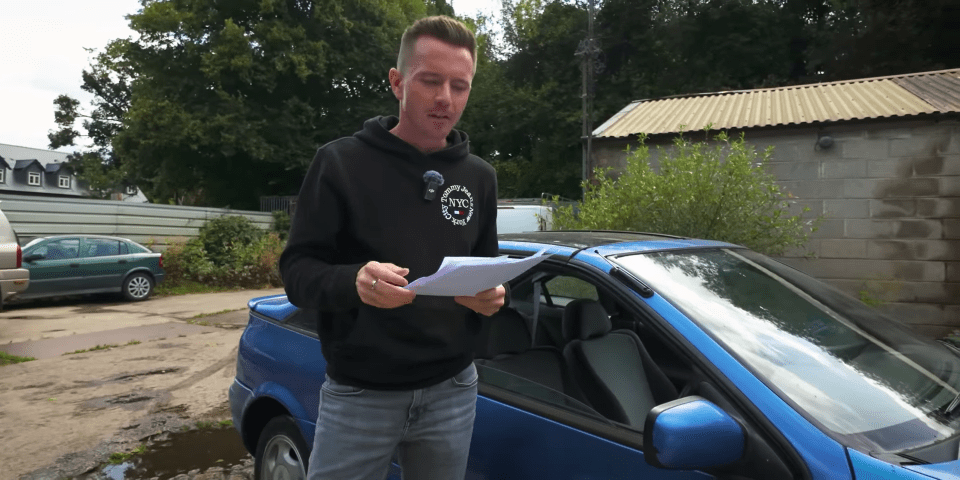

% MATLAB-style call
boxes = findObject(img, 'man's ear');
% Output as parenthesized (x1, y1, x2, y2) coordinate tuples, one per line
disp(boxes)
(388, 68, 403, 101)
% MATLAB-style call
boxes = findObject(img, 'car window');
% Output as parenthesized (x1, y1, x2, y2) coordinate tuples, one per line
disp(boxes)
(543, 276, 599, 306)
(512, 274, 599, 308)
(477, 364, 609, 423)
(128, 242, 150, 253)
(510, 272, 601, 349)
(40, 238, 80, 260)
(119, 242, 129, 255)
(82, 239, 121, 258)
(285, 309, 318, 334)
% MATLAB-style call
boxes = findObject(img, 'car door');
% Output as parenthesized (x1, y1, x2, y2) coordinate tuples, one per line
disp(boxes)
(466, 256, 808, 480)
(77, 237, 126, 290)
(22, 237, 83, 296)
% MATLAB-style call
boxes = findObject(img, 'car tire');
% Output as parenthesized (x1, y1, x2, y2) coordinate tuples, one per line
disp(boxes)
(122, 273, 154, 301)
(255, 415, 310, 480)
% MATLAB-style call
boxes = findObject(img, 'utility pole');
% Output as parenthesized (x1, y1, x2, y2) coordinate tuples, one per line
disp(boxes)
(575, 0, 600, 193)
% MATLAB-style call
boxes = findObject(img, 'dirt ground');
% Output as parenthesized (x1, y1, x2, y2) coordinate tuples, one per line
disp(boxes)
(0, 290, 283, 480)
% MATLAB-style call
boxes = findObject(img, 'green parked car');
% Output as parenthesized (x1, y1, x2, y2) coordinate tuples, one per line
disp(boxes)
(19, 235, 165, 302)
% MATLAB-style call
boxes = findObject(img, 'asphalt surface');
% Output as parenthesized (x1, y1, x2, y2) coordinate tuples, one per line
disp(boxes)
(0, 288, 284, 359)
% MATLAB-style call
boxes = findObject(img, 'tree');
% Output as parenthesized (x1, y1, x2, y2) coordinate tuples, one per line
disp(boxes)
(553, 131, 819, 255)
(49, 43, 135, 198)
(806, 0, 960, 80)
(472, 0, 586, 199)
(55, 0, 427, 208)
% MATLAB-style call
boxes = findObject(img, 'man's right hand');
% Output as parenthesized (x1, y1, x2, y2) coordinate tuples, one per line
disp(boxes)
(357, 261, 416, 309)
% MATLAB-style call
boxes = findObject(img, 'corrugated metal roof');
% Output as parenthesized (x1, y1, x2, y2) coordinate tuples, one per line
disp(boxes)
(595, 68, 960, 138)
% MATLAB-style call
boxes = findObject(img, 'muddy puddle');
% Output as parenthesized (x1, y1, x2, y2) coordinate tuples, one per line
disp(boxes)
(88, 426, 250, 479)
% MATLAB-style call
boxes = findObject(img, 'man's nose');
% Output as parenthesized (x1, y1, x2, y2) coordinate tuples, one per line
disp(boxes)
(435, 82, 452, 106)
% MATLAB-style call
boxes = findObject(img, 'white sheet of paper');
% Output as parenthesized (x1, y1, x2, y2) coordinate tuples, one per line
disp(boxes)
(405, 249, 549, 296)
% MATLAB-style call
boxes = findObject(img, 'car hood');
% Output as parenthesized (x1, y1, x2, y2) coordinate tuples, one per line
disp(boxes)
(906, 461, 960, 479)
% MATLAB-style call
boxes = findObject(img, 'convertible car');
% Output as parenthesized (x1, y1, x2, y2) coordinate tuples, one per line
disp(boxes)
(230, 231, 960, 479)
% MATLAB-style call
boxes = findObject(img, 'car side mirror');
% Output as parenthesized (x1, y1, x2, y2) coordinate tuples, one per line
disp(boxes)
(23, 253, 44, 263)
(644, 396, 745, 470)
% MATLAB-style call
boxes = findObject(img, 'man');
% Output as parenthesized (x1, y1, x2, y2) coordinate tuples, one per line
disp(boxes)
(279, 15, 505, 480)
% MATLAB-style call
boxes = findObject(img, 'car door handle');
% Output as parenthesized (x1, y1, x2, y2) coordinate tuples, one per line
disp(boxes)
(70, 263, 80, 268)
(118, 259, 127, 264)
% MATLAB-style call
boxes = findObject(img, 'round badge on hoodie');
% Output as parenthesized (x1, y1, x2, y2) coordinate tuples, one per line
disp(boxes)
(440, 184, 474, 226)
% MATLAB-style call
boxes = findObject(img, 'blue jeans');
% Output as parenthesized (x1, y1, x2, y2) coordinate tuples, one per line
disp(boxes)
(307, 363, 478, 480)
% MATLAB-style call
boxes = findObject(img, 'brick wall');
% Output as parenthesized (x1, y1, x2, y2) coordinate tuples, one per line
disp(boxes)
(591, 118, 960, 338)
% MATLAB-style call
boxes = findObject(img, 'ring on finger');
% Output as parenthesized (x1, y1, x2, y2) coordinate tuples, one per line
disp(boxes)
(371, 278, 379, 290)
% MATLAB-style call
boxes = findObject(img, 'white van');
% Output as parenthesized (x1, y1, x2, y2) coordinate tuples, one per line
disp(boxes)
(0, 204, 29, 310)
(497, 198, 565, 234)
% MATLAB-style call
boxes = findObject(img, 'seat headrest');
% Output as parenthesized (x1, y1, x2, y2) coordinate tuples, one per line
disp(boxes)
(562, 299, 611, 341)
(474, 308, 532, 359)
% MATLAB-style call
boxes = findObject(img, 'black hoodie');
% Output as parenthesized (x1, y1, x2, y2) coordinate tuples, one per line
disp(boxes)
(279, 116, 499, 390)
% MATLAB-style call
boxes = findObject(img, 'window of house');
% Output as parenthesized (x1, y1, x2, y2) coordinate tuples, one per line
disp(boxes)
(0, 169, 5, 183)
(58, 176, 70, 188)
(28, 172, 40, 186)
(125, 185, 137, 195)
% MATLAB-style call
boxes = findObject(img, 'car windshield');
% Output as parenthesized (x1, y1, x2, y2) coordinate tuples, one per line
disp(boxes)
(615, 247, 960, 456)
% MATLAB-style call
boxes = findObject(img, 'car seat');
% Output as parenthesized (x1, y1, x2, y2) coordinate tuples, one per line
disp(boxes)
(561, 299, 678, 429)
(475, 307, 586, 402)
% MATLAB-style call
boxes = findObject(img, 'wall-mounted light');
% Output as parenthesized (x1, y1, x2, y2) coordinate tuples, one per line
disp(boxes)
(815, 133, 834, 150)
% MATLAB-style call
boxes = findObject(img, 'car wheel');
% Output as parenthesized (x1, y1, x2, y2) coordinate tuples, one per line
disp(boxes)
(255, 415, 310, 480)
(122, 273, 153, 301)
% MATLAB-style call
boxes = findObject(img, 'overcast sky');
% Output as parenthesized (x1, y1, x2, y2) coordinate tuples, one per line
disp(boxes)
(0, 0, 500, 152)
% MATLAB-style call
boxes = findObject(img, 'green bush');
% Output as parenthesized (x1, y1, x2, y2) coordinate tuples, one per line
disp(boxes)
(198, 215, 264, 267)
(161, 216, 284, 290)
(553, 131, 819, 255)
(271, 210, 291, 241)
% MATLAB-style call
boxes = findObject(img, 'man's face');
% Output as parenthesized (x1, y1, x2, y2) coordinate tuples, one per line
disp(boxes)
(389, 35, 474, 150)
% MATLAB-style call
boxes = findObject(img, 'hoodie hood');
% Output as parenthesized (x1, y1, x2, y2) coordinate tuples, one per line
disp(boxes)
(354, 116, 470, 162)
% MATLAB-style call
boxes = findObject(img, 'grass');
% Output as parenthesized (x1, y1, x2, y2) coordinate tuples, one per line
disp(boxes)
(64, 344, 119, 355)
(191, 419, 233, 430)
(0, 351, 36, 366)
(63, 340, 140, 355)
(190, 308, 242, 320)
(108, 444, 146, 464)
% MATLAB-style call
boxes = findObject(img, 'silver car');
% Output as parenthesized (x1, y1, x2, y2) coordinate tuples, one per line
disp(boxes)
(0, 205, 29, 310)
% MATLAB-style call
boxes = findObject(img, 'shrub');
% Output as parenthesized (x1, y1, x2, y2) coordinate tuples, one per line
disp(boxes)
(161, 217, 284, 290)
(553, 131, 819, 255)
(214, 233, 284, 288)
(271, 210, 291, 242)
(198, 215, 264, 267)
(161, 239, 216, 285)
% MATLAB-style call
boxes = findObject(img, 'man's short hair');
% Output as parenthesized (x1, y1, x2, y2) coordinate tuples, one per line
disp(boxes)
(397, 16, 477, 75)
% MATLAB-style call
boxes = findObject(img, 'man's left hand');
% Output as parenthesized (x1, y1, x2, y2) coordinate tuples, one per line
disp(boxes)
(455, 285, 506, 317)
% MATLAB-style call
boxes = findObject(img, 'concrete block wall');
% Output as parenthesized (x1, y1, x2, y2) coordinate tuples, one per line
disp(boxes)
(591, 118, 960, 338)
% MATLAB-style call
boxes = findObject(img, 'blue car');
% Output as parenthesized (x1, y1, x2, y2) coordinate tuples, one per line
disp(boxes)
(230, 231, 960, 479)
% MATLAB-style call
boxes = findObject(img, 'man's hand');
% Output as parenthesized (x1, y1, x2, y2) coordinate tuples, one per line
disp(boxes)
(455, 285, 506, 317)
(357, 261, 416, 309)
